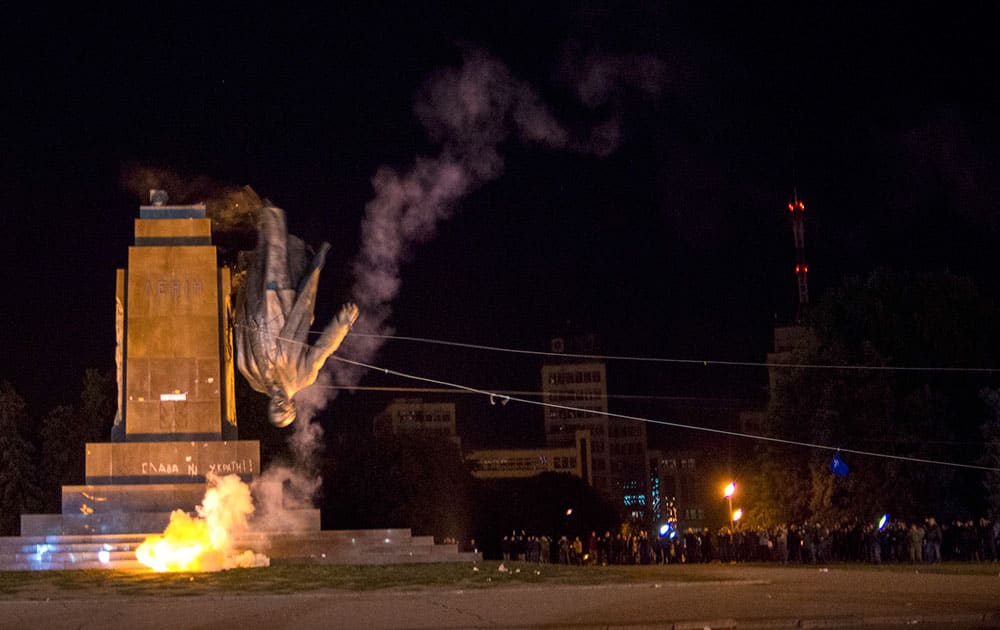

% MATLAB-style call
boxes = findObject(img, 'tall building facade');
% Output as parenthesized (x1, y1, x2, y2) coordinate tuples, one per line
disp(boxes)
(466, 430, 592, 481)
(373, 398, 461, 448)
(648, 451, 712, 531)
(542, 335, 648, 518)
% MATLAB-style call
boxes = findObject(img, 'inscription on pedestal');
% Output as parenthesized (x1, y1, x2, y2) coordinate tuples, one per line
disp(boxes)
(143, 277, 204, 297)
(139, 457, 254, 476)
(86, 441, 260, 483)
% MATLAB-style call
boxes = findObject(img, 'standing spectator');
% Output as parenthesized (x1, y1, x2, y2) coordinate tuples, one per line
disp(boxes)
(757, 528, 772, 562)
(558, 536, 570, 565)
(960, 520, 980, 561)
(987, 519, 999, 563)
(651, 533, 664, 564)
(612, 533, 624, 565)
(925, 518, 942, 564)
(701, 528, 714, 563)
(788, 525, 802, 563)
(808, 525, 822, 564)
(527, 536, 539, 563)
(978, 518, 996, 562)
(776, 526, 789, 563)
(599, 531, 611, 565)
(865, 524, 881, 564)
(684, 529, 699, 563)
(908, 522, 925, 563)
(638, 531, 651, 565)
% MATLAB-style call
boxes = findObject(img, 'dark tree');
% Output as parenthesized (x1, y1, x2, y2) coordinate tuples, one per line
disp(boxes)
(0, 381, 41, 535)
(754, 270, 1000, 525)
(38, 369, 117, 511)
(321, 433, 478, 541)
(979, 388, 1000, 520)
(475, 472, 618, 551)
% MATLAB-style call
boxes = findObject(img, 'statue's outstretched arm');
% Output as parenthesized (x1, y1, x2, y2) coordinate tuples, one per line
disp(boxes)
(301, 302, 359, 386)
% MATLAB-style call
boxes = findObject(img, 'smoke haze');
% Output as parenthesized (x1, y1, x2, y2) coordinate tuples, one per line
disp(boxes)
(332, 47, 666, 386)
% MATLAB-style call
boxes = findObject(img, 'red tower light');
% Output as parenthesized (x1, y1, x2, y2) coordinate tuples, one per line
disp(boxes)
(788, 191, 809, 322)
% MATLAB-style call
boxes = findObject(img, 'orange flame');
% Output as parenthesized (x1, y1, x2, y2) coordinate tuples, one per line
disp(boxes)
(136, 473, 269, 572)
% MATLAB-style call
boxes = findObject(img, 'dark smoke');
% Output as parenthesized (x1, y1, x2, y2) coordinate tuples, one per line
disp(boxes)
(119, 165, 263, 259)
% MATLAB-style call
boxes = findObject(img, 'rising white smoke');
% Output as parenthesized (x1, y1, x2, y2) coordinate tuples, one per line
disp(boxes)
(331, 47, 666, 386)
(249, 388, 327, 533)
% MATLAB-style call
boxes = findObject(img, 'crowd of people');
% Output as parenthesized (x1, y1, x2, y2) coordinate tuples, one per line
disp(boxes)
(497, 517, 1000, 565)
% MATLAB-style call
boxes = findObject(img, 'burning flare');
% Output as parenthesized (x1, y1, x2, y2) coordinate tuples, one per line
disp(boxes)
(136, 473, 269, 572)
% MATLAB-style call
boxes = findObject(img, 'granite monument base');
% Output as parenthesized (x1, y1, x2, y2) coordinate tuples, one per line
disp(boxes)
(0, 528, 480, 570)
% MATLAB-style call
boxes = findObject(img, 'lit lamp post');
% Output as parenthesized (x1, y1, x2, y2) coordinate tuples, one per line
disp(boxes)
(723, 482, 736, 528)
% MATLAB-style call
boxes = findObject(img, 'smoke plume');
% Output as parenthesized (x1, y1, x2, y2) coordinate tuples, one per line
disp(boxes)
(332, 47, 666, 386)
(249, 399, 325, 533)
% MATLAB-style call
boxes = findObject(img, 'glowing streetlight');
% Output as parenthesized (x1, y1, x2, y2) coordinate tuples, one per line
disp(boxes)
(723, 482, 736, 528)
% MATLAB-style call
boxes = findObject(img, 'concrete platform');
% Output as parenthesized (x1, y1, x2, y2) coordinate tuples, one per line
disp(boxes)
(0, 529, 480, 571)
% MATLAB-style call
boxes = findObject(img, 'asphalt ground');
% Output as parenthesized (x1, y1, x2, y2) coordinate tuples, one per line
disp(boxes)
(1, 564, 998, 629)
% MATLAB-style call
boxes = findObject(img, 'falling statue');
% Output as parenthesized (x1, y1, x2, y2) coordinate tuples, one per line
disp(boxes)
(234, 205, 359, 427)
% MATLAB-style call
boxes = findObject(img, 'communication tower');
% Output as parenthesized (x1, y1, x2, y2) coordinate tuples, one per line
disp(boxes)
(788, 190, 808, 322)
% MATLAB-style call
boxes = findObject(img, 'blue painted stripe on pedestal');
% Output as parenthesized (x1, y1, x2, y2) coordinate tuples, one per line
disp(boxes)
(84, 474, 255, 485)
(125, 432, 221, 442)
(139, 208, 206, 219)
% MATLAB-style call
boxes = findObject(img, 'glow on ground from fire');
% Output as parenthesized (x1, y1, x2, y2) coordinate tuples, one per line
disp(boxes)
(136, 473, 269, 572)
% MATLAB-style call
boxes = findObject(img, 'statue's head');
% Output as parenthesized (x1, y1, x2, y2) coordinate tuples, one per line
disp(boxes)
(268, 390, 296, 428)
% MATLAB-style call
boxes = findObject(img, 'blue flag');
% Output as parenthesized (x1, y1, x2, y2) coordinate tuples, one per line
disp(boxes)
(830, 452, 849, 477)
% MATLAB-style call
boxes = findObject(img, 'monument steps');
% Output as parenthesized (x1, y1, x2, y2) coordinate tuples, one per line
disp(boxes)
(0, 529, 479, 571)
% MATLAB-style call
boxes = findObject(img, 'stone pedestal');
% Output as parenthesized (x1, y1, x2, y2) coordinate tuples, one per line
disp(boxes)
(23, 198, 263, 536)
(9, 193, 482, 569)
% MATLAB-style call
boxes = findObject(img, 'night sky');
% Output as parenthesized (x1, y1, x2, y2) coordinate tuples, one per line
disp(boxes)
(3, 4, 1000, 450)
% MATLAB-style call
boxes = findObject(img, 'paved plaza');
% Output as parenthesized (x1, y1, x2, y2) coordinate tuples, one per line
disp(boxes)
(2, 564, 998, 629)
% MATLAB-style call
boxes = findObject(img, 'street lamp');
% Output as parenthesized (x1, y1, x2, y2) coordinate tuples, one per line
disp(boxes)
(723, 482, 736, 528)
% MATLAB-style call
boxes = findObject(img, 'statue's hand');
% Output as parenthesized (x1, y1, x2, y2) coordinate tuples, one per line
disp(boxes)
(338, 302, 360, 328)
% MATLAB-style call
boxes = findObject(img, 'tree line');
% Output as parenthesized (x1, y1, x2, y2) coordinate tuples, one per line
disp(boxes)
(0, 369, 116, 535)
(747, 269, 1000, 527)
